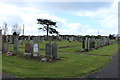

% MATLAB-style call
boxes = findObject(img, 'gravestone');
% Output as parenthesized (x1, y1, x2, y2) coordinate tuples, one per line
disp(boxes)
(82, 38, 85, 49)
(91, 38, 95, 49)
(3, 43, 8, 53)
(98, 39, 101, 48)
(81, 37, 86, 52)
(14, 38, 19, 54)
(28, 35, 31, 40)
(95, 39, 99, 49)
(24, 43, 32, 56)
(0, 30, 2, 51)
(45, 43, 52, 58)
(52, 43, 58, 59)
(19, 40, 23, 45)
(85, 37, 88, 51)
(87, 38, 91, 51)
(30, 40, 34, 54)
(9, 36, 12, 44)
(33, 43, 40, 56)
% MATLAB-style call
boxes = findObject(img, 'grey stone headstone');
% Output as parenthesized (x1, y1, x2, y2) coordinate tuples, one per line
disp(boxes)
(87, 38, 91, 50)
(52, 43, 58, 60)
(85, 37, 88, 51)
(3, 43, 8, 53)
(28, 35, 31, 40)
(9, 36, 12, 43)
(45, 43, 52, 57)
(14, 38, 19, 54)
(0, 30, 2, 51)
(29, 40, 34, 54)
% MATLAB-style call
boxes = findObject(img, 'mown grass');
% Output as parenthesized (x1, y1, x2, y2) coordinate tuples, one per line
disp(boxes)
(80, 43, 118, 56)
(8, 40, 81, 54)
(59, 46, 82, 52)
(0, 54, 2, 73)
(2, 40, 118, 78)
(2, 53, 111, 78)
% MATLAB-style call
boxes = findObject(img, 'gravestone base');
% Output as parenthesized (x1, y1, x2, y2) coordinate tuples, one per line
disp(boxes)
(24, 53, 32, 56)
(80, 49, 86, 52)
(33, 54, 38, 57)
(91, 48, 96, 50)
(13, 50, 18, 55)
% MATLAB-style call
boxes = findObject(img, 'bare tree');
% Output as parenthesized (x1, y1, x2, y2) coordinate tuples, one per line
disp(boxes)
(11, 24, 21, 36)
(2, 22, 8, 42)
(2, 22, 8, 36)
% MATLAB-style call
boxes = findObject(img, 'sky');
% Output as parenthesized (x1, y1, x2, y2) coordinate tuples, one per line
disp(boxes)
(0, 0, 119, 36)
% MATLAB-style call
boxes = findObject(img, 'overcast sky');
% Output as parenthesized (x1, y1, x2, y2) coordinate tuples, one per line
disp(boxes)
(0, 0, 119, 36)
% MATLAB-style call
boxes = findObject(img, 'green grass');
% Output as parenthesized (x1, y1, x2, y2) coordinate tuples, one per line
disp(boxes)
(38, 40, 81, 49)
(8, 40, 81, 54)
(3, 40, 118, 78)
(80, 43, 118, 56)
(2, 53, 111, 78)
(59, 46, 82, 52)
(0, 54, 2, 73)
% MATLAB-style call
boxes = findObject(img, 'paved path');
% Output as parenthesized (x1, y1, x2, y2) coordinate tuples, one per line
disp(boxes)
(87, 52, 119, 78)
(2, 73, 16, 78)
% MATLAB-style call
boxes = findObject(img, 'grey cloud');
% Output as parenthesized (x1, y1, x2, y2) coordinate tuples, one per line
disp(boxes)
(4, 2, 112, 12)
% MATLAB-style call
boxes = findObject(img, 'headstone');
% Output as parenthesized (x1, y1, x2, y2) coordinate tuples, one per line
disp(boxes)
(9, 36, 12, 44)
(85, 37, 88, 51)
(0, 30, 2, 51)
(82, 38, 85, 49)
(19, 40, 23, 45)
(24, 43, 33, 56)
(91, 38, 95, 49)
(3, 43, 8, 53)
(28, 35, 31, 40)
(52, 43, 58, 59)
(14, 38, 19, 54)
(69, 37, 74, 42)
(45, 43, 52, 58)
(33, 43, 40, 56)
(87, 38, 91, 51)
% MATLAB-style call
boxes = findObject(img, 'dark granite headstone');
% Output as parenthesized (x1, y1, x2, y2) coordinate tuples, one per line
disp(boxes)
(52, 43, 58, 59)
(45, 43, 52, 57)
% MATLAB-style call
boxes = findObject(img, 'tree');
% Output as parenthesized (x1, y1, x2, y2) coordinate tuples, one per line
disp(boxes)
(2, 22, 8, 42)
(37, 19, 59, 40)
(109, 34, 113, 39)
(11, 24, 21, 44)
(2, 22, 8, 35)
(11, 24, 21, 36)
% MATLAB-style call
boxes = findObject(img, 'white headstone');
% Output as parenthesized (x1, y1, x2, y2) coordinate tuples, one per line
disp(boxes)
(33, 44, 39, 53)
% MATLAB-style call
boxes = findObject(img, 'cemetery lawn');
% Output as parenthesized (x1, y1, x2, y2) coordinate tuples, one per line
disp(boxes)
(2, 53, 111, 78)
(4, 40, 118, 78)
(80, 43, 118, 56)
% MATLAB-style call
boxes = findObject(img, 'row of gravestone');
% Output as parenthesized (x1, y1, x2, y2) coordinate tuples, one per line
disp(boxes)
(81, 37, 111, 52)
(24, 40, 59, 61)
(2, 38, 19, 55)
(2, 38, 59, 61)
